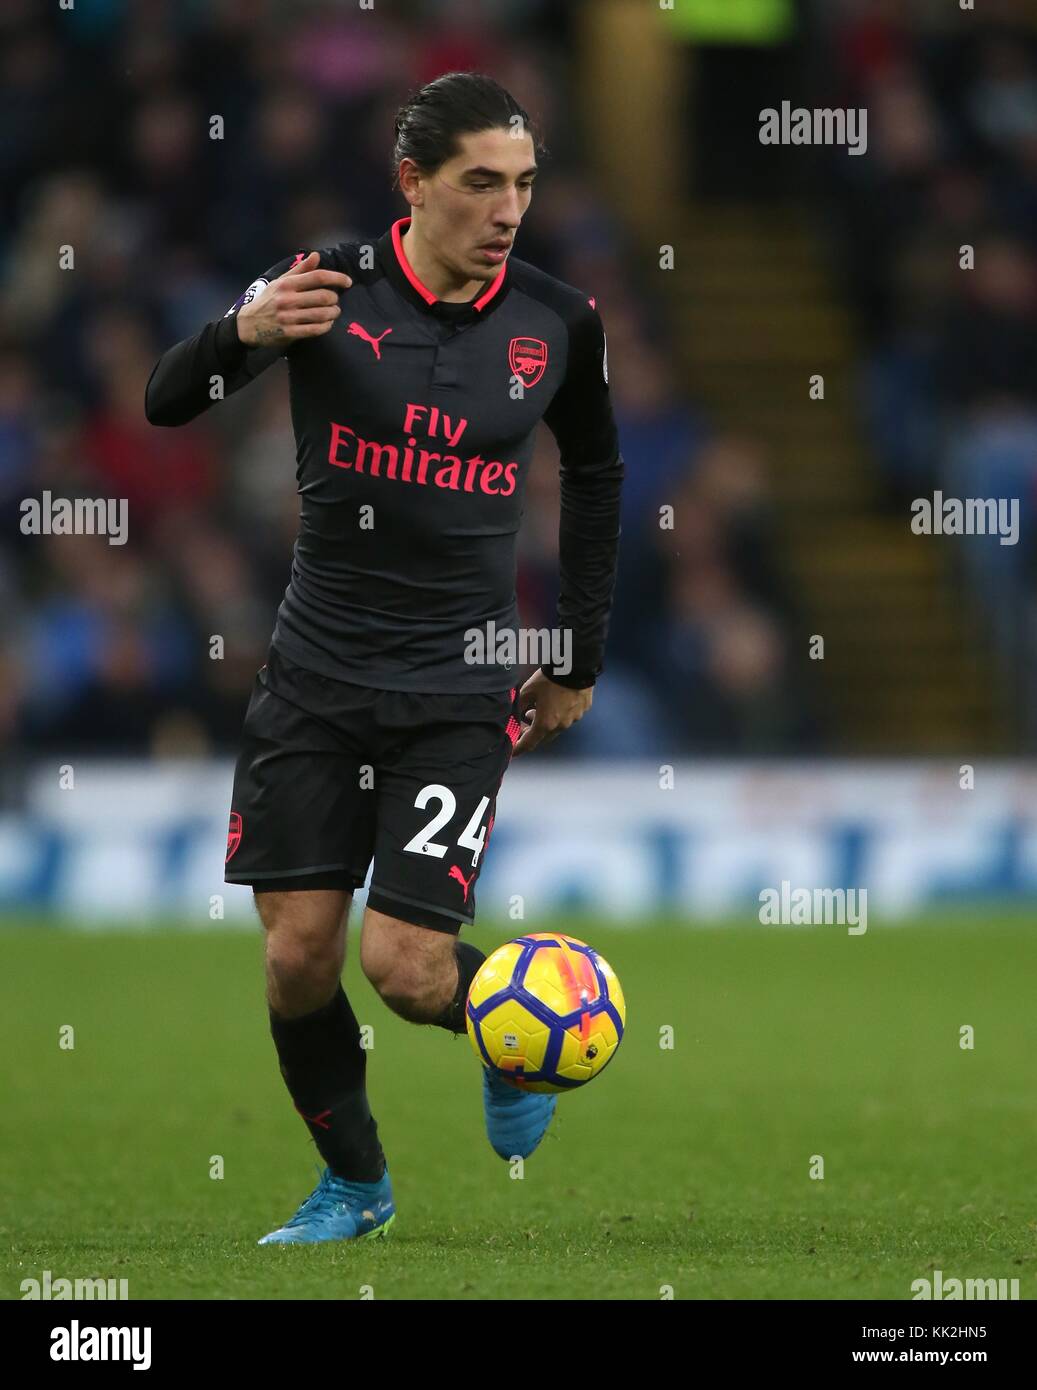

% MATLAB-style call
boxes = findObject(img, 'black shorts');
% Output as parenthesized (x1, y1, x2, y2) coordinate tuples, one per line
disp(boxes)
(225, 649, 522, 933)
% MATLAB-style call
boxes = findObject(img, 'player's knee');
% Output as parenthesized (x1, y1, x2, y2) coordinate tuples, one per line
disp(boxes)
(360, 937, 418, 1008)
(360, 914, 454, 1019)
(371, 973, 428, 1020)
(363, 954, 428, 1019)
(266, 930, 341, 990)
(258, 891, 347, 996)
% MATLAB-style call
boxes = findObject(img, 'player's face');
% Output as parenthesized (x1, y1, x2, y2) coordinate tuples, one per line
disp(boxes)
(427, 127, 537, 282)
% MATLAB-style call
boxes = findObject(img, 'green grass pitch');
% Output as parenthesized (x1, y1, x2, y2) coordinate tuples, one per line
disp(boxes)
(2, 913, 1035, 1300)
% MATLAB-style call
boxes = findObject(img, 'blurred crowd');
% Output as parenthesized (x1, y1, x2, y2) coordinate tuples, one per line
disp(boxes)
(0, 0, 808, 759)
(819, 0, 1037, 714)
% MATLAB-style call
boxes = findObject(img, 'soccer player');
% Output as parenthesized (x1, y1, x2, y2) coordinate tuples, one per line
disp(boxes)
(145, 72, 623, 1244)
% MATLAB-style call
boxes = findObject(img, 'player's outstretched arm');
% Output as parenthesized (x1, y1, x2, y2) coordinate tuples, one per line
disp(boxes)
(144, 251, 352, 427)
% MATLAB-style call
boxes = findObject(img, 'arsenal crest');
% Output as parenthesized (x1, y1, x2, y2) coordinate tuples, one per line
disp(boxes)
(508, 337, 548, 388)
(226, 811, 242, 863)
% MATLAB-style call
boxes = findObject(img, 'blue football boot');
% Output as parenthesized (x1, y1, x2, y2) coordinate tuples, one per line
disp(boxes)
(258, 1164, 395, 1245)
(482, 1067, 557, 1160)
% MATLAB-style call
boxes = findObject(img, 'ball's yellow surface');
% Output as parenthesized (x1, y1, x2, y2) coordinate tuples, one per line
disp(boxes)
(465, 933, 626, 1093)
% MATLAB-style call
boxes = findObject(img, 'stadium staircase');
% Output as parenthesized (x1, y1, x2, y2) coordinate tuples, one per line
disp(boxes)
(670, 202, 1011, 753)
(578, 0, 1012, 753)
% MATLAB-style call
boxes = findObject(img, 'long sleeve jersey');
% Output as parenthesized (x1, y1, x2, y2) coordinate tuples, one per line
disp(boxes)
(145, 216, 624, 693)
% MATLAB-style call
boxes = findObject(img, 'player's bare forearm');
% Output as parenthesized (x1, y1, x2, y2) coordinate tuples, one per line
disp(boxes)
(513, 669, 593, 757)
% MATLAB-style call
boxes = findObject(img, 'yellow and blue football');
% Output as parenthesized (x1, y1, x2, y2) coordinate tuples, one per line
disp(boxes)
(465, 933, 626, 1093)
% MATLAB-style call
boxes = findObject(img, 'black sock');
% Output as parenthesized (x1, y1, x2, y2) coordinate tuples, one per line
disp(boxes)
(269, 984, 385, 1183)
(433, 940, 487, 1035)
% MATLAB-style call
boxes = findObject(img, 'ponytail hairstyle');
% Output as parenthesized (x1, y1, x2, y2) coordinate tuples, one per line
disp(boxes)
(391, 71, 546, 187)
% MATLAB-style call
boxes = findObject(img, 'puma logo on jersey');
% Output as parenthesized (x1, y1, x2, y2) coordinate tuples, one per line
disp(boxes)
(448, 864, 477, 903)
(348, 322, 393, 359)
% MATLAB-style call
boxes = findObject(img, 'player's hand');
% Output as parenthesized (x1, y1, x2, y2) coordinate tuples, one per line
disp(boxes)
(512, 669, 593, 757)
(235, 251, 352, 347)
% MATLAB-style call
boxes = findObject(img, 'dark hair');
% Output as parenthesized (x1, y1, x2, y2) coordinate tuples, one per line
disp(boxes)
(391, 71, 546, 187)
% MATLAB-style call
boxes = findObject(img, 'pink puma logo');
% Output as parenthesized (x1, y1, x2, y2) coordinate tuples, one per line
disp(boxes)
(448, 864, 477, 903)
(348, 322, 393, 359)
